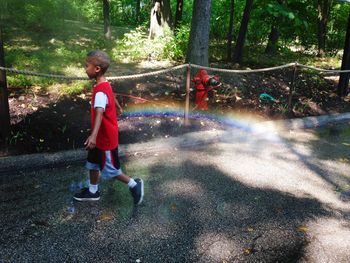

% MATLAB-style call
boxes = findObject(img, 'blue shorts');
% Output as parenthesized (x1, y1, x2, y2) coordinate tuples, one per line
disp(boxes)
(85, 147, 123, 179)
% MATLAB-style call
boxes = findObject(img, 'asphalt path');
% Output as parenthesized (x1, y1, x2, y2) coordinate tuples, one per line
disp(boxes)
(1, 114, 350, 262)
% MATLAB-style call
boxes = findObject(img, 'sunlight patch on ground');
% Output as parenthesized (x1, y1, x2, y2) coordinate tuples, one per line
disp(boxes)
(324, 75, 339, 82)
(281, 129, 319, 143)
(210, 140, 349, 210)
(303, 218, 350, 262)
(7, 42, 41, 52)
(195, 233, 241, 261)
(137, 60, 174, 69)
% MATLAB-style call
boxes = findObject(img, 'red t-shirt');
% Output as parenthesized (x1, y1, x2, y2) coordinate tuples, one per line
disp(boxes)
(91, 82, 118, 150)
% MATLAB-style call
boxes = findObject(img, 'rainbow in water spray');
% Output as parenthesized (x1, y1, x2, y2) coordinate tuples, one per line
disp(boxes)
(120, 103, 281, 141)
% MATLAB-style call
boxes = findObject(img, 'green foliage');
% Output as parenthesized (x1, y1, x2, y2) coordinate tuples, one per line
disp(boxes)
(8, 130, 26, 145)
(74, 0, 102, 23)
(61, 81, 90, 96)
(1, 0, 68, 34)
(114, 25, 189, 62)
(1, 0, 348, 90)
(210, 0, 232, 40)
(113, 26, 149, 61)
(164, 25, 190, 61)
(328, 3, 350, 51)
(266, 3, 296, 19)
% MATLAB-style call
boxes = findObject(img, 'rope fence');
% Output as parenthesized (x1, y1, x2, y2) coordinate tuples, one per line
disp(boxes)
(1, 62, 350, 126)
(1, 62, 350, 80)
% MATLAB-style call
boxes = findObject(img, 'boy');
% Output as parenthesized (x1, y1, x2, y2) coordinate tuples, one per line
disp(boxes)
(73, 50, 144, 205)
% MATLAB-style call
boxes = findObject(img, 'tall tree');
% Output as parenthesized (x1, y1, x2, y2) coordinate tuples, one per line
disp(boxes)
(186, 0, 212, 66)
(338, 7, 350, 96)
(136, 0, 141, 23)
(226, 0, 235, 61)
(174, 0, 184, 30)
(317, 0, 333, 57)
(103, 0, 111, 39)
(265, 0, 285, 55)
(265, 24, 279, 54)
(0, 27, 10, 140)
(233, 0, 254, 64)
(149, 0, 172, 39)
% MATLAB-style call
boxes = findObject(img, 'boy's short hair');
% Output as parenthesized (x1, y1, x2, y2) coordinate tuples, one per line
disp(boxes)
(87, 50, 110, 74)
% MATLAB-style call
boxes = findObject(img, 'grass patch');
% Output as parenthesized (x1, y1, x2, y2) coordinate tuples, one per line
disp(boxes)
(3, 19, 343, 91)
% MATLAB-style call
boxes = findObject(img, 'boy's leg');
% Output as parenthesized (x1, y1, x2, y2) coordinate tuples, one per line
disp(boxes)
(73, 149, 102, 201)
(88, 169, 100, 193)
(107, 148, 144, 205)
(73, 169, 101, 201)
(113, 173, 144, 205)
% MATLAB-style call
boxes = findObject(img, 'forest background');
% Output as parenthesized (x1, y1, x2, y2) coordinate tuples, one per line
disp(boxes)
(1, 0, 349, 78)
(1, 0, 350, 156)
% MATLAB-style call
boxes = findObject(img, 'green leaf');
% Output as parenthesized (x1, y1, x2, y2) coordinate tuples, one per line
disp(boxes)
(287, 12, 295, 20)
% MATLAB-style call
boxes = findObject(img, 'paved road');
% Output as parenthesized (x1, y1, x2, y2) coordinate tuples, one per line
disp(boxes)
(1, 115, 350, 262)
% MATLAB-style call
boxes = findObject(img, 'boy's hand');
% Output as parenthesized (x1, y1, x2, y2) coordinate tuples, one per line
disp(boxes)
(86, 107, 103, 149)
(84, 135, 97, 150)
(117, 106, 123, 115)
(114, 95, 123, 115)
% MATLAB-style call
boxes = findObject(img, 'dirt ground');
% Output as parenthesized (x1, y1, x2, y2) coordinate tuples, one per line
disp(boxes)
(1, 66, 350, 157)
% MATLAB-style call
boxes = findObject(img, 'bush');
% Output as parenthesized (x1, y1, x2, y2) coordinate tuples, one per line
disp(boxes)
(113, 25, 190, 62)
(164, 25, 190, 61)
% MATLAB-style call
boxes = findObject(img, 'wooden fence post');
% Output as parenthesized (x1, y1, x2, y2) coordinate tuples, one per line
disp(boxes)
(288, 63, 297, 115)
(184, 64, 191, 126)
(338, 8, 350, 97)
(0, 26, 10, 140)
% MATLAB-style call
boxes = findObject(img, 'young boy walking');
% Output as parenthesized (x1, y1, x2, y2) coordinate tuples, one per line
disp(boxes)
(73, 50, 144, 205)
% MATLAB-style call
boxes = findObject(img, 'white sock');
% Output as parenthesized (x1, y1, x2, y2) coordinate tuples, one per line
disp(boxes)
(128, 179, 137, 188)
(89, 183, 98, 194)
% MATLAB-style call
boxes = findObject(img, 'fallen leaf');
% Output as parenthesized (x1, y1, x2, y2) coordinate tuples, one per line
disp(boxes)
(243, 248, 252, 255)
(297, 225, 308, 233)
(171, 203, 177, 212)
(98, 213, 113, 221)
(339, 157, 349, 163)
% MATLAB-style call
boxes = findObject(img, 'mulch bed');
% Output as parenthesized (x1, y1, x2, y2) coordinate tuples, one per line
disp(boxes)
(1, 69, 350, 157)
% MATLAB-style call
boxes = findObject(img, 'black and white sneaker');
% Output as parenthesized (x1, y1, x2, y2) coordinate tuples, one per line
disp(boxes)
(73, 188, 100, 201)
(130, 178, 144, 205)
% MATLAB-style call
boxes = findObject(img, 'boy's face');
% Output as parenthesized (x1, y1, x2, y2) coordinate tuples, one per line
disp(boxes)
(85, 58, 100, 79)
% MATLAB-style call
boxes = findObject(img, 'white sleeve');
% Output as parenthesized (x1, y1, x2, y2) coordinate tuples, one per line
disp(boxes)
(94, 92, 108, 110)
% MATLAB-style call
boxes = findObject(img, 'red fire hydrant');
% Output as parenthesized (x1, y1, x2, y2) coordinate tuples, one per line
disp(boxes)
(192, 69, 221, 110)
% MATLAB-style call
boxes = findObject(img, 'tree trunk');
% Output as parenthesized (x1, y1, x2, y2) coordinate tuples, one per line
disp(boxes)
(232, 0, 254, 64)
(265, 0, 284, 55)
(265, 24, 279, 54)
(0, 27, 10, 140)
(149, 0, 172, 39)
(338, 9, 350, 97)
(103, 0, 111, 39)
(186, 0, 212, 66)
(226, 0, 235, 61)
(317, 0, 332, 57)
(136, 0, 141, 23)
(174, 0, 184, 30)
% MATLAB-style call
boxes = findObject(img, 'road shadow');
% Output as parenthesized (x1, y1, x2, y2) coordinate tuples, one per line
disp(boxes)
(0, 156, 332, 262)
(277, 123, 350, 198)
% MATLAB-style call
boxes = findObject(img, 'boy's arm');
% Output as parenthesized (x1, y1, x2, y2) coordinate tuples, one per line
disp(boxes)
(114, 95, 123, 114)
(85, 107, 104, 149)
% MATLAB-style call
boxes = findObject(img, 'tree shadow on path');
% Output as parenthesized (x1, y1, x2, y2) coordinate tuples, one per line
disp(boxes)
(0, 156, 335, 262)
